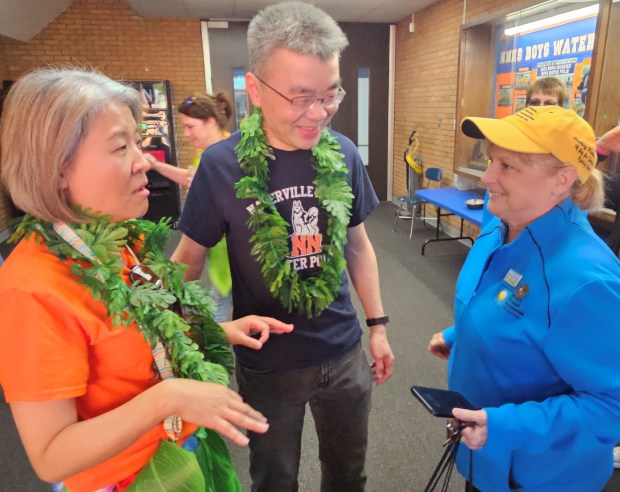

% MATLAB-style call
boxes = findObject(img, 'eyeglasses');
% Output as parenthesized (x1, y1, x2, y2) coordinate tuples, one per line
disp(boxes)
(255, 75, 346, 112)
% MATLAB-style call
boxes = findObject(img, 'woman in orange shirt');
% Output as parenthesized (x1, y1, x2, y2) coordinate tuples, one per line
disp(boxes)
(0, 68, 292, 492)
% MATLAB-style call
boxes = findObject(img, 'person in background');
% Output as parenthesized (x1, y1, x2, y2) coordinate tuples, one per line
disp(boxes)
(146, 92, 234, 322)
(171, 2, 395, 490)
(577, 70, 590, 105)
(147, 92, 233, 188)
(525, 76, 567, 107)
(428, 106, 620, 491)
(0, 67, 293, 492)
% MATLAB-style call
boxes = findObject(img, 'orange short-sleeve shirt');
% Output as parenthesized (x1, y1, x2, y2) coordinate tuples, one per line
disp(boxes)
(0, 236, 196, 491)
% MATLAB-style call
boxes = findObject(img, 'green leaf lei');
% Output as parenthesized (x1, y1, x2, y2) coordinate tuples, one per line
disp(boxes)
(234, 108, 354, 318)
(10, 213, 233, 384)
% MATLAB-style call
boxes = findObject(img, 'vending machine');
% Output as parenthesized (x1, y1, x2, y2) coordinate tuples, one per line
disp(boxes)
(130, 80, 181, 224)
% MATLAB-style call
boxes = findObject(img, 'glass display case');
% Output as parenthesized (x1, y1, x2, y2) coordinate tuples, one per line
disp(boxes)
(453, 0, 617, 178)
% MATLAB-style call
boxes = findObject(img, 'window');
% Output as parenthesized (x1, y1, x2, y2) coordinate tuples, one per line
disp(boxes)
(232, 67, 249, 130)
(494, 1, 597, 118)
(453, 0, 610, 178)
(357, 68, 370, 165)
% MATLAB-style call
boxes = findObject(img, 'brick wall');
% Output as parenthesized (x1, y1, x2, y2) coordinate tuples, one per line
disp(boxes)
(393, 0, 525, 237)
(0, 45, 7, 79)
(0, 0, 205, 229)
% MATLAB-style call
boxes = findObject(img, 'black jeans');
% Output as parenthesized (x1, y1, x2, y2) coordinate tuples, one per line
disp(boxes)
(236, 341, 373, 492)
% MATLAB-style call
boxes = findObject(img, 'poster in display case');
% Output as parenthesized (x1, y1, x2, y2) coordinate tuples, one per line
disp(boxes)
(493, 14, 596, 118)
(128, 80, 181, 224)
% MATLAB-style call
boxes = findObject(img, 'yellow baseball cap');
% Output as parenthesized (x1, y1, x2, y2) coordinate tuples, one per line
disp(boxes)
(461, 106, 596, 183)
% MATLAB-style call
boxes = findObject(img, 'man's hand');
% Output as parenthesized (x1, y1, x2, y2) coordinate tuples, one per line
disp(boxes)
(369, 326, 394, 385)
(221, 315, 293, 350)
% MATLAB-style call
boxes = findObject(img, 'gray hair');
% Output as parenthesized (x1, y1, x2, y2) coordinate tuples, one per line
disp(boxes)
(1, 67, 142, 222)
(247, 1, 349, 75)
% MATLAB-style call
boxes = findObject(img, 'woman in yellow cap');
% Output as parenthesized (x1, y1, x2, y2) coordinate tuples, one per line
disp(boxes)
(428, 106, 620, 491)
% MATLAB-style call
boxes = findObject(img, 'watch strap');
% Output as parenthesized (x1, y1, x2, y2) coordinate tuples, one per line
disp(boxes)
(366, 315, 389, 327)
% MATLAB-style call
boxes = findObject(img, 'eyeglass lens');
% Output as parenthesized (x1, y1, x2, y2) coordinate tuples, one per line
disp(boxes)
(291, 91, 345, 111)
(257, 75, 345, 112)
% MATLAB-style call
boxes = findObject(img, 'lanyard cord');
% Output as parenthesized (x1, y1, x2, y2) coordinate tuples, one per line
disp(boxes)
(52, 222, 182, 442)
(468, 449, 474, 491)
(424, 426, 474, 492)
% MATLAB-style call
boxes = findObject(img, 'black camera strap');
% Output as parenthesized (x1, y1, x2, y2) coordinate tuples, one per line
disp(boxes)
(424, 425, 474, 492)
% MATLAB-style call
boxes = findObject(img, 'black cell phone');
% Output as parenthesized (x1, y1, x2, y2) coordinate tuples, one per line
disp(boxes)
(410, 385, 477, 418)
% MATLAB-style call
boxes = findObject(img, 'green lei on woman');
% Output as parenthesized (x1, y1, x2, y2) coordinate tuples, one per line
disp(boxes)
(235, 108, 354, 318)
(11, 215, 242, 491)
(11, 214, 233, 382)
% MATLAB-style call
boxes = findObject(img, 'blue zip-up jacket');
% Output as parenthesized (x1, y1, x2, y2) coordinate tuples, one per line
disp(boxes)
(443, 199, 620, 491)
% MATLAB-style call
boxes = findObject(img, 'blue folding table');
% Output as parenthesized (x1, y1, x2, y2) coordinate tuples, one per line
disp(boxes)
(414, 187, 484, 255)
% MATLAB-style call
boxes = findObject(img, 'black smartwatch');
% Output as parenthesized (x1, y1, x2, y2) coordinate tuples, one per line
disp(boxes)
(366, 315, 389, 327)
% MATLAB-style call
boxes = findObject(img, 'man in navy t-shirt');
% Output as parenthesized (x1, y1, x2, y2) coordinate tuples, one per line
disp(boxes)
(172, 2, 394, 490)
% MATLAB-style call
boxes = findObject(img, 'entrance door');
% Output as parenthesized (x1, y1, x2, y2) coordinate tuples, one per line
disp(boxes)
(333, 23, 391, 200)
(203, 21, 250, 133)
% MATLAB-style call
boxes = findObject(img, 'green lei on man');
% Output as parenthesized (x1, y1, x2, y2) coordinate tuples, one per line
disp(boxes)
(234, 108, 354, 319)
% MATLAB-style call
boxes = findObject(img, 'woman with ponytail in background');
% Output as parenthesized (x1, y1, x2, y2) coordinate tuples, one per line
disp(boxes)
(146, 92, 234, 322)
